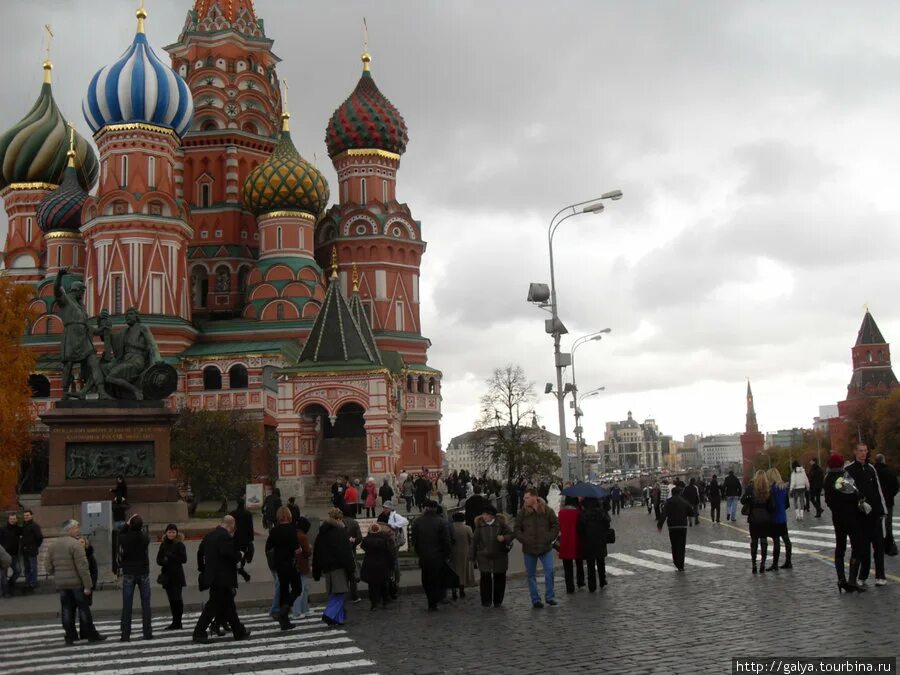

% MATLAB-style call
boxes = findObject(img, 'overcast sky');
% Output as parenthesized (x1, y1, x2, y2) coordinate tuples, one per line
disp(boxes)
(2, 1, 898, 448)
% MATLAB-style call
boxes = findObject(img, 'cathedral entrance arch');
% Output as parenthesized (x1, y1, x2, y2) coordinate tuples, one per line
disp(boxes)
(332, 402, 365, 438)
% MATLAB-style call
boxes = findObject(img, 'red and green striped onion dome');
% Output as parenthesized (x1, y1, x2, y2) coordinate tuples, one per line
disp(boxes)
(325, 53, 408, 158)
(0, 63, 98, 191)
(242, 114, 330, 217)
(37, 156, 89, 233)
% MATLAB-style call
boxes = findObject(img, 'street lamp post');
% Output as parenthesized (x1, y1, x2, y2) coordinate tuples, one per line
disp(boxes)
(531, 191, 622, 482)
(570, 331, 610, 480)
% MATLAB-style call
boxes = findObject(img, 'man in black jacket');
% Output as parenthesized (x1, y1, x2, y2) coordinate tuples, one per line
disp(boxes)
(844, 444, 888, 586)
(808, 459, 825, 517)
(656, 486, 695, 571)
(722, 470, 743, 522)
(117, 514, 152, 641)
(193, 516, 250, 643)
(873, 454, 899, 556)
(410, 501, 451, 610)
(463, 488, 491, 530)
(683, 478, 701, 526)
(0, 513, 22, 597)
(229, 500, 255, 581)
(19, 510, 42, 594)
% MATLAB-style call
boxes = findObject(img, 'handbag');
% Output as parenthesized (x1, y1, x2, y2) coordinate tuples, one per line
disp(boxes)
(740, 502, 751, 516)
(605, 529, 616, 545)
(156, 572, 168, 586)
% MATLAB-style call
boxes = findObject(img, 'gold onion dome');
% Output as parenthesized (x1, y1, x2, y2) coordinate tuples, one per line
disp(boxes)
(0, 63, 98, 191)
(242, 114, 330, 217)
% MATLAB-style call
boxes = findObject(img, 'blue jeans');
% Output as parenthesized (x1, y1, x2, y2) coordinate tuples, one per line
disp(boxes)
(270, 570, 280, 616)
(726, 496, 739, 521)
(24, 555, 38, 588)
(60, 588, 96, 640)
(292, 574, 310, 616)
(121, 573, 152, 638)
(1, 557, 20, 594)
(523, 550, 555, 604)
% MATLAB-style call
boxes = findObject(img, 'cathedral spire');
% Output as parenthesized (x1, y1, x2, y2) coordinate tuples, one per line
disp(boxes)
(745, 380, 758, 433)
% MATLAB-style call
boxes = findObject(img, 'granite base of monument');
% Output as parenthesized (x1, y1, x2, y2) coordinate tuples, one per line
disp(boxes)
(40, 401, 187, 522)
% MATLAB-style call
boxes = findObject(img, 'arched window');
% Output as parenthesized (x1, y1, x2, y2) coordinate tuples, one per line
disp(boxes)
(215, 265, 231, 292)
(382, 179, 388, 203)
(120, 156, 128, 186)
(276, 226, 283, 249)
(407, 375, 414, 392)
(360, 178, 367, 205)
(868, 351, 873, 363)
(201, 120, 218, 131)
(417, 375, 425, 393)
(228, 364, 248, 389)
(25, 217, 33, 242)
(203, 366, 222, 390)
(237, 267, 250, 293)
(148, 156, 156, 188)
(200, 183, 211, 208)
(428, 378, 436, 394)
(29, 374, 50, 398)
(878, 350, 884, 362)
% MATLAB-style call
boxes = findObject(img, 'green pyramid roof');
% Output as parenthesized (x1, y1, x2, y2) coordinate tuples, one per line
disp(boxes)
(348, 289, 382, 366)
(297, 274, 377, 365)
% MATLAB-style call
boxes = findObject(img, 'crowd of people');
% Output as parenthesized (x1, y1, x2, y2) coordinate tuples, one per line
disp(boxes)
(1, 445, 897, 646)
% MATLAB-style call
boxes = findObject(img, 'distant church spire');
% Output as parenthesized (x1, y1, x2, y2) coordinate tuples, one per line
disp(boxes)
(745, 380, 758, 433)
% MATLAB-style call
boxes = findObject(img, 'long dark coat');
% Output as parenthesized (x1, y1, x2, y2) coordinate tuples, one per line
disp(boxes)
(360, 532, 395, 585)
(578, 505, 610, 559)
(156, 537, 187, 588)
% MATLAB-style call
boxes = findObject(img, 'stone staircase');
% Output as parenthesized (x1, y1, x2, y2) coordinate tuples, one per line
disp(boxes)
(304, 437, 368, 506)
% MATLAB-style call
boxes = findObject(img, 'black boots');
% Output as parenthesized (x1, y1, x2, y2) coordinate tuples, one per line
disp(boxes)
(278, 606, 295, 631)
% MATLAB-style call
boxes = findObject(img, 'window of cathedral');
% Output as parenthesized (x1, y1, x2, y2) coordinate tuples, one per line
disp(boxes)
(215, 229, 223, 238)
(417, 375, 425, 393)
(120, 156, 128, 187)
(428, 378, 437, 395)
(25, 217, 32, 242)
(11, 254, 33, 269)
(276, 303, 284, 320)
(112, 275, 123, 314)
(360, 178, 367, 205)
(203, 366, 222, 391)
(148, 156, 156, 189)
(215, 266, 231, 292)
(200, 182, 212, 208)
(229, 364, 248, 389)
(382, 179, 388, 203)
(200, 230, 209, 239)
(407, 375, 415, 392)
(29, 374, 50, 398)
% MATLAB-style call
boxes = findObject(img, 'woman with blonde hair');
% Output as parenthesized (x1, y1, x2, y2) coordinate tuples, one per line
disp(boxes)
(765, 467, 792, 570)
(741, 470, 772, 574)
(265, 506, 300, 631)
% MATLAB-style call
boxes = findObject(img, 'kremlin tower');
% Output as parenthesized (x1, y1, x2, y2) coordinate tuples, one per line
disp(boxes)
(0, 1, 444, 502)
(740, 380, 765, 478)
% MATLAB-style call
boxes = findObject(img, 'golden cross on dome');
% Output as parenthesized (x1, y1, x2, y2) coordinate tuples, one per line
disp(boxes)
(864, 303, 869, 314)
(362, 17, 371, 72)
(280, 78, 290, 131)
(42, 24, 53, 83)
(352, 263, 359, 292)
(136, 0, 148, 34)
(66, 124, 76, 167)
(331, 246, 338, 280)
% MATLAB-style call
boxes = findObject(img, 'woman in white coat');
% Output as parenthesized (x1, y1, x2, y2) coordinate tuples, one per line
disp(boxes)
(789, 461, 810, 520)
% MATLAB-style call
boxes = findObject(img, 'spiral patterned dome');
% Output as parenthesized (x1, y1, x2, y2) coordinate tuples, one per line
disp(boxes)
(325, 54, 408, 158)
(243, 117, 330, 217)
(0, 66, 98, 191)
(37, 159, 88, 233)
(82, 9, 194, 138)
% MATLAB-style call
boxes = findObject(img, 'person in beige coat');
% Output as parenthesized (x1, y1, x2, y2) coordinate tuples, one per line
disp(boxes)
(46, 519, 106, 645)
(450, 512, 474, 599)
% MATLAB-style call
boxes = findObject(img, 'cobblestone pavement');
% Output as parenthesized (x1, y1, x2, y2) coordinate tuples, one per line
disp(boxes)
(1, 506, 898, 674)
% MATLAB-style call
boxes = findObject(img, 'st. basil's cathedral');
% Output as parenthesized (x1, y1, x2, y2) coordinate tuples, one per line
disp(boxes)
(0, 1, 443, 504)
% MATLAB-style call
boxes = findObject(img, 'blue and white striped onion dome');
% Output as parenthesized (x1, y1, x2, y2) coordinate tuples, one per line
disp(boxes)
(82, 28, 194, 138)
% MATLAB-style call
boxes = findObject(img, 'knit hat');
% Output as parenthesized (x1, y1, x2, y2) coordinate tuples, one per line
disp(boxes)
(165, 523, 178, 533)
(382, 501, 395, 511)
(827, 453, 845, 469)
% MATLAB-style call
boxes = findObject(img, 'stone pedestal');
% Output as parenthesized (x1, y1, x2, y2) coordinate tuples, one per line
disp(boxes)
(40, 400, 185, 520)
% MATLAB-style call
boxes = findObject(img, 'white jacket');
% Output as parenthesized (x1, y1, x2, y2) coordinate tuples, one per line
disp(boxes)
(789, 467, 810, 491)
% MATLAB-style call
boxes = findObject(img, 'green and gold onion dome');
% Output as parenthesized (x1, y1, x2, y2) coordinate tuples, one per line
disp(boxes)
(0, 62, 98, 191)
(242, 113, 330, 218)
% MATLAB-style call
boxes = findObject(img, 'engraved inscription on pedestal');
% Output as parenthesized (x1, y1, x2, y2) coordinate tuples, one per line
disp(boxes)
(65, 441, 155, 479)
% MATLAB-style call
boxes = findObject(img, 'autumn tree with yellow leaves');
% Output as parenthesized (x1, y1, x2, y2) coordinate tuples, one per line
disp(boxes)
(0, 276, 36, 509)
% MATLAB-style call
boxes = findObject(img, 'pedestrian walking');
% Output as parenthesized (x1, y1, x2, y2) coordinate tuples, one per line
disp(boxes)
(610, 484, 622, 515)
(193, 515, 250, 643)
(656, 485, 693, 571)
(410, 500, 451, 611)
(360, 523, 395, 610)
(789, 461, 810, 520)
(229, 499, 255, 582)
(824, 452, 867, 592)
(156, 523, 187, 630)
(808, 459, 825, 518)
(707, 476, 722, 524)
(514, 489, 559, 608)
(845, 444, 888, 587)
(0, 513, 21, 597)
(557, 496, 585, 593)
(342, 505, 363, 603)
(401, 477, 415, 512)
(266, 506, 301, 630)
(765, 468, 792, 570)
(262, 488, 282, 530)
(331, 477, 347, 510)
(313, 508, 357, 626)
(683, 478, 701, 526)
(742, 470, 773, 574)
(292, 517, 313, 618)
(723, 470, 742, 522)
(578, 497, 611, 591)
(344, 481, 359, 518)
(873, 454, 898, 556)
(450, 512, 474, 600)
(379, 478, 394, 507)
(287, 497, 301, 524)
(363, 479, 378, 517)
(118, 514, 152, 641)
(470, 504, 513, 607)
(19, 510, 42, 594)
(46, 519, 106, 645)
(651, 483, 662, 520)
(464, 487, 491, 530)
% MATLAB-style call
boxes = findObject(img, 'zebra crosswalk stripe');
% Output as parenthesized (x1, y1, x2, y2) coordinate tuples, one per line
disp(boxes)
(604, 564, 635, 576)
(685, 544, 750, 559)
(710, 540, 818, 555)
(608, 552, 675, 572)
(638, 549, 722, 568)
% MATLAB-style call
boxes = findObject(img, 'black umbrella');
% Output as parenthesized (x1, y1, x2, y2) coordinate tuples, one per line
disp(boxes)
(562, 483, 609, 499)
